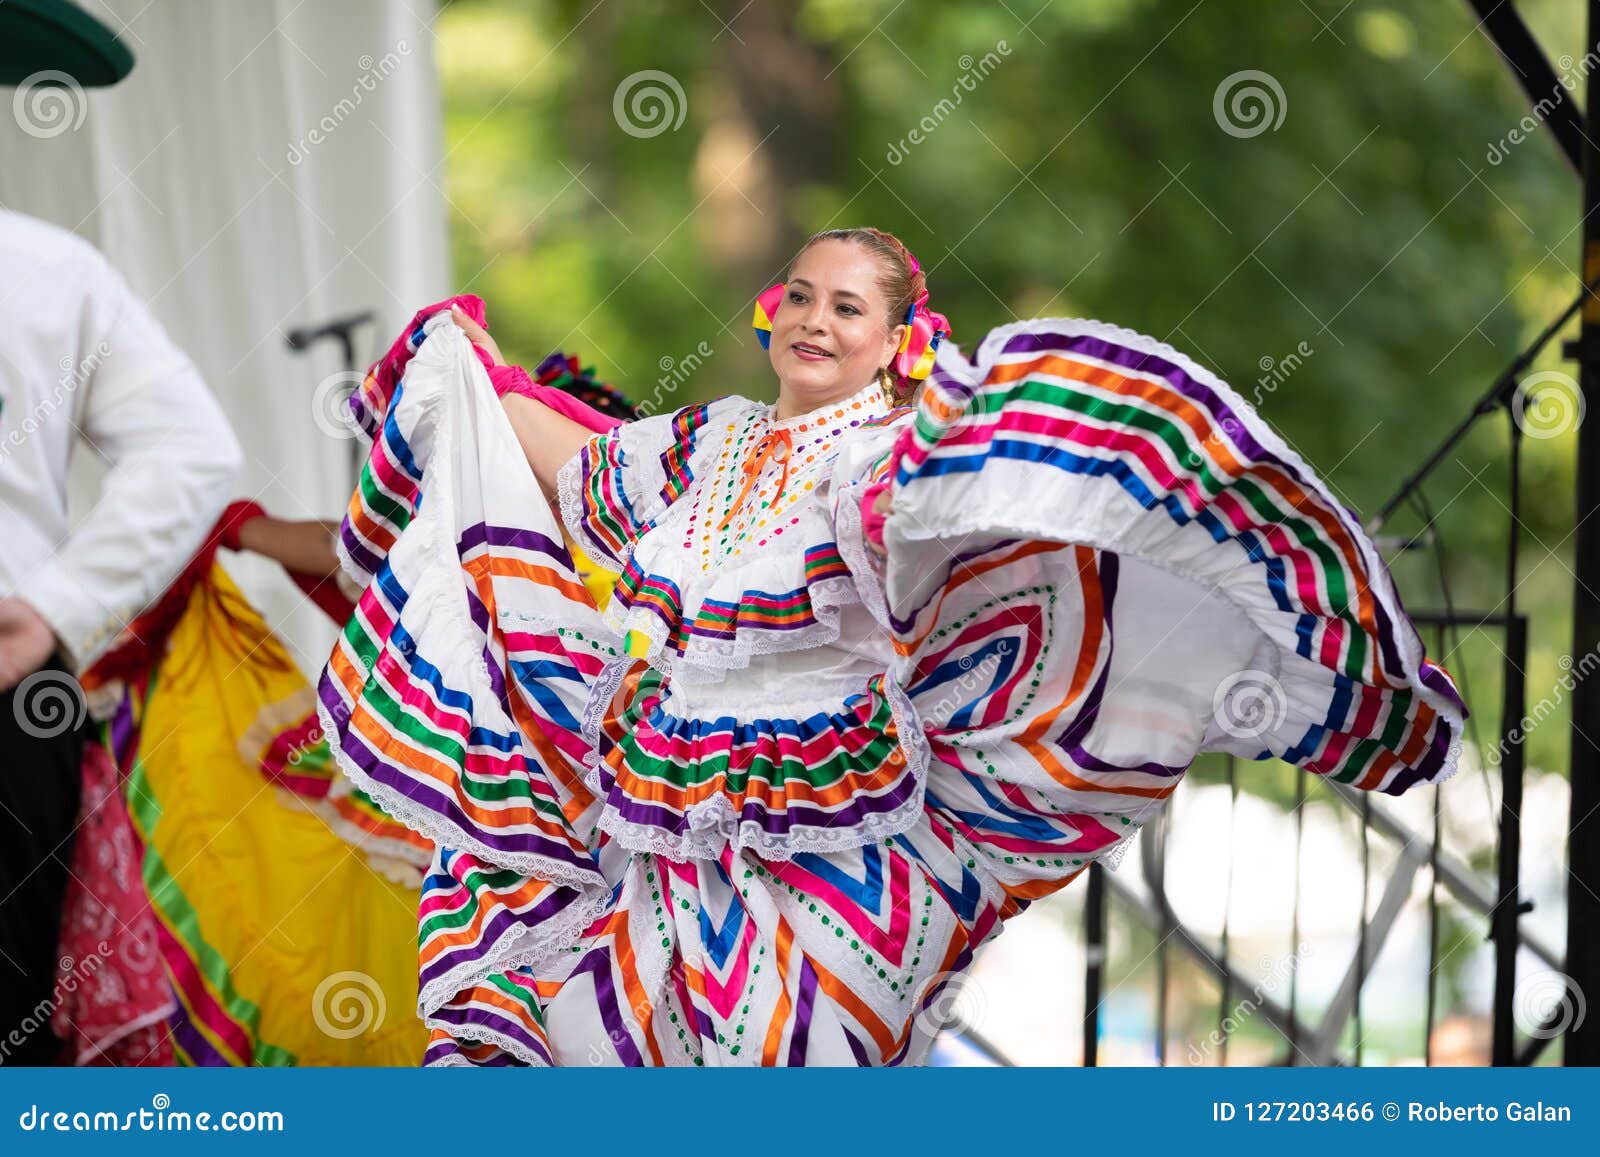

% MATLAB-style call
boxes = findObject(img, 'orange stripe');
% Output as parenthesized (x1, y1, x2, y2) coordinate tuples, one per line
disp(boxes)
(609, 919, 666, 1066)
(803, 955, 894, 1059)
(1016, 548, 1174, 800)
(422, 876, 560, 961)
(1002, 866, 1087, 901)
(465, 554, 596, 607)
(762, 918, 797, 1064)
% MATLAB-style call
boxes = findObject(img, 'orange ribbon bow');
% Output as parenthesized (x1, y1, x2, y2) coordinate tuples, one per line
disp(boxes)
(716, 427, 793, 533)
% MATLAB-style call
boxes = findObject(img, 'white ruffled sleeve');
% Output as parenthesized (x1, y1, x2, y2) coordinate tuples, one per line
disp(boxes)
(555, 399, 741, 572)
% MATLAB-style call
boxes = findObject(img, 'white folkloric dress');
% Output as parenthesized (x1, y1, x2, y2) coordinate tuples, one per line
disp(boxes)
(317, 311, 1466, 1066)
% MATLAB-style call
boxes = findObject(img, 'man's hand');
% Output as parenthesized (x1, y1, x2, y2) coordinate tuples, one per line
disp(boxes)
(0, 598, 59, 693)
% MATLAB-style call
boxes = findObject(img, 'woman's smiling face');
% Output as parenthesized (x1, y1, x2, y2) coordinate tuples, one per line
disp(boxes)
(768, 238, 907, 418)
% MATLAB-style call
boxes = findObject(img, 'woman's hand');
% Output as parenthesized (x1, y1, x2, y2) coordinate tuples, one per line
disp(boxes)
(866, 487, 892, 558)
(450, 305, 506, 367)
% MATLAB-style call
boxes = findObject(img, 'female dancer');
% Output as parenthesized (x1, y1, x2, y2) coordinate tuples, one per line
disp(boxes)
(319, 226, 1465, 1066)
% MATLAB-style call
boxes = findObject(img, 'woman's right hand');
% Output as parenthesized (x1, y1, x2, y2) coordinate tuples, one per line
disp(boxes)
(450, 304, 506, 367)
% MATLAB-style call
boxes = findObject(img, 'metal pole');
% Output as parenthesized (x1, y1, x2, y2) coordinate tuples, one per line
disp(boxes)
(1565, 0, 1600, 1068)
(1083, 862, 1105, 1067)
(1464, 0, 1586, 174)
(1492, 611, 1528, 1064)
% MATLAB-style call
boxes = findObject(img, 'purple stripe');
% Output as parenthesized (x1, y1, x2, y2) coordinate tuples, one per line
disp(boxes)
(109, 692, 135, 761)
(170, 1011, 229, 1066)
(457, 522, 567, 559)
(315, 674, 596, 872)
(429, 1004, 552, 1065)
(349, 392, 381, 440)
(691, 1003, 717, 1042)
(786, 956, 818, 1065)
(841, 1025, 871, 1066)
(1057, 563, 1189, 781)
(1421, 662, 1468, 716)
(1386, 721, 1452, 795)
(1370, 598, 1404, 681)
(570, 950, 645, 1065)
(601, 768, 921, 839)
(418, 885, 586, 990)
(458, 588, 511, 709)
(339, 521, 382, 576)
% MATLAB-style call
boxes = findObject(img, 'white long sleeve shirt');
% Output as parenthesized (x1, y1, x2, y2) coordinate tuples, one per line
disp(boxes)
(0, 211, 243, 670)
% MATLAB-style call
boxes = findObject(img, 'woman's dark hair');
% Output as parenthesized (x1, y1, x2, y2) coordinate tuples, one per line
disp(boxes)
(783, 226, 926, 406)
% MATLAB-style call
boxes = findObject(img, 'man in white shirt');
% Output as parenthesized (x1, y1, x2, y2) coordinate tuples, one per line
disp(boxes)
(1, 0, 242, 1064)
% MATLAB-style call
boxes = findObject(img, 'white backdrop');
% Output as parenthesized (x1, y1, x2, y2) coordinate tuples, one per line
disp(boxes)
(0, 0, 450, 672)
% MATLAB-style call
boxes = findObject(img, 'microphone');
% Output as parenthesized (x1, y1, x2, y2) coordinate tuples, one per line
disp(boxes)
(285, 311, 375, 351)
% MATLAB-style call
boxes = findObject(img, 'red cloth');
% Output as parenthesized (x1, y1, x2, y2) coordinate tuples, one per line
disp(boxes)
(52, 741, 176, 1066)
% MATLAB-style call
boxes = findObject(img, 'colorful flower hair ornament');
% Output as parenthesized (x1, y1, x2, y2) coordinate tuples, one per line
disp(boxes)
(750, 266, 950, 383)
(893, 285, 950, 383)
(751, 281, 786, 350)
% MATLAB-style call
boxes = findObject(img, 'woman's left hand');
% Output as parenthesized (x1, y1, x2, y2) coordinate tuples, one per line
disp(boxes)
(450, 305, 507, 367)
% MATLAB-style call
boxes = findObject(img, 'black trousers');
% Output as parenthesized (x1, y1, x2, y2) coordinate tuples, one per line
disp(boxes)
(0, 655, 85, 1065)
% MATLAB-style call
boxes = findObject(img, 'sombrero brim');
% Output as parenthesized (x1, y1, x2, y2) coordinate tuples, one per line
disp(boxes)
(0, 0, 134, 88)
